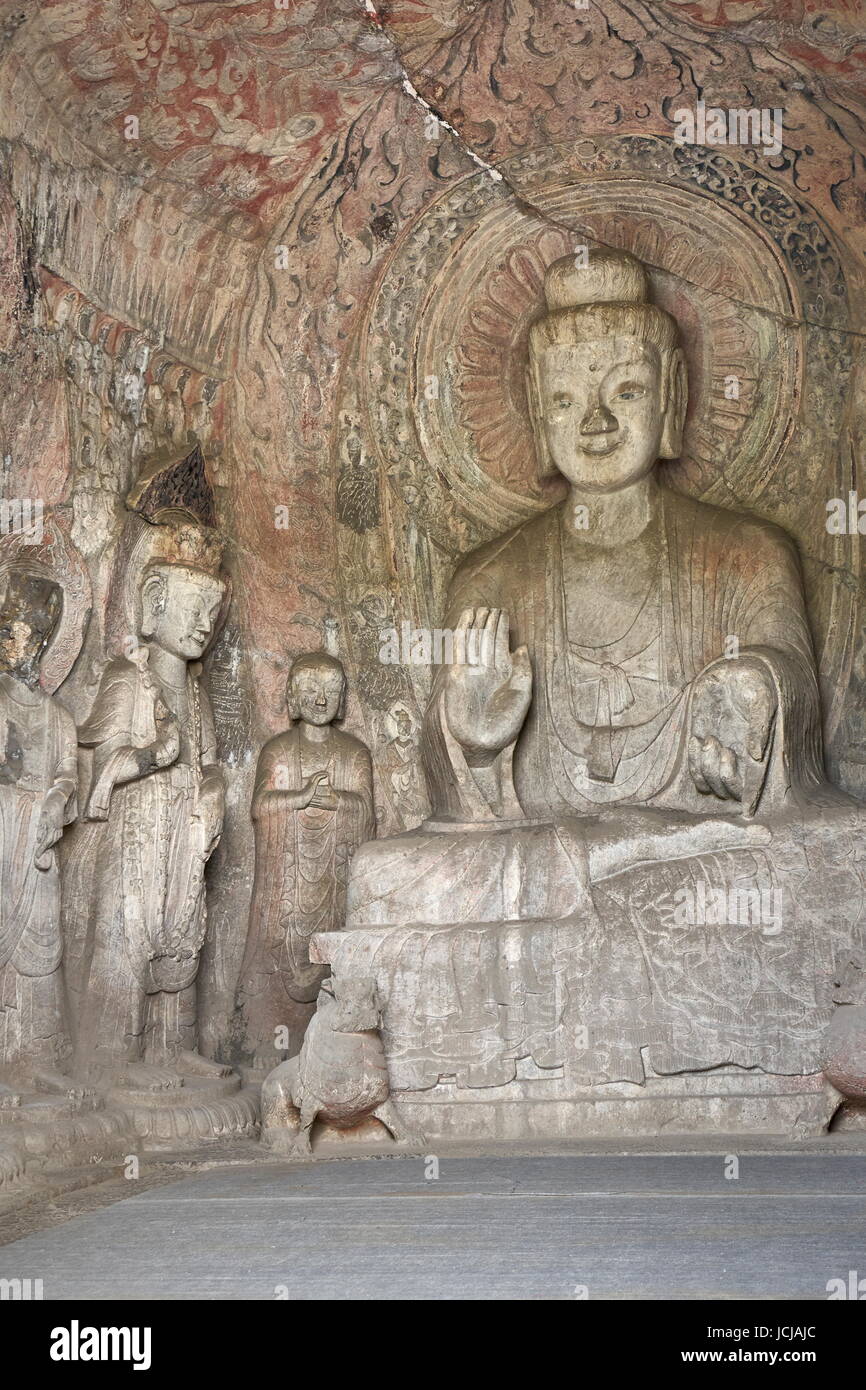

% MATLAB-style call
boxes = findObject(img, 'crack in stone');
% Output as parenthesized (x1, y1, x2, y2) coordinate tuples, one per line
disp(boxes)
(361, 0, 502, 183)
(359, 0, 866, 347)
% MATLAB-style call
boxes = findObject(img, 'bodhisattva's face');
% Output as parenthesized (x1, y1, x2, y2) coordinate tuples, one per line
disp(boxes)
(536, 337, 665, 493)
(0, 599, 59, 683)
(147, 571, 224, 661)
(290, 665, 344, 726)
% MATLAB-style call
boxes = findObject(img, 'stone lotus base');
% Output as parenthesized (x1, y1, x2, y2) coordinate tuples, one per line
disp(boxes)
(0, 1089, 135, 1194)
(0, 1076, 261, 1197)
(105, 1074, 259, 1148)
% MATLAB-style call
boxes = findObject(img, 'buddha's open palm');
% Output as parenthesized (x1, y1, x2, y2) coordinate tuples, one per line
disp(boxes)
(443, 608, 532, 760)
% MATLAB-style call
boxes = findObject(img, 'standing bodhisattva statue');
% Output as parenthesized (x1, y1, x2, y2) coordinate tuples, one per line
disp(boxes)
(0, 570, 78, 1096)
(67, 521, 229, 1089)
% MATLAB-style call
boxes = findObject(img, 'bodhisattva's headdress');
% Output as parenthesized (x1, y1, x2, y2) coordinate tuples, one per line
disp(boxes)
(527, 246, 688, 469)
(0, 569, 63, 683)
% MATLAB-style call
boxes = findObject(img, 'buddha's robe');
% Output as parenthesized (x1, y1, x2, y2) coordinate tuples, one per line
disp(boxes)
(424, 488, 831, 822)
(64, 652, 223, 1074)
(348, 487, 847, 930)
(343, 488, 866, 1086)
(238, 725, 374, 1064)
(0, 674, 77, 1071)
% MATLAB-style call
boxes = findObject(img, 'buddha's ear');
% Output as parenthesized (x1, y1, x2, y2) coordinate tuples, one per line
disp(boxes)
(286, 677, 300, 721)
(659, 347, 688, 460)
(525, 362, 557, 480)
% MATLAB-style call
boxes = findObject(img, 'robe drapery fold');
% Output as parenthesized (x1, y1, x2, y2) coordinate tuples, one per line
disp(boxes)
(0, 679, 77, 1070)
(0, 682, 77, 978)
(423, 488, 832, 821)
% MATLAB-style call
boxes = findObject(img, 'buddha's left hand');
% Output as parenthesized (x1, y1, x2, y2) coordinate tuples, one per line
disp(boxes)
(688, 658, 777, 816)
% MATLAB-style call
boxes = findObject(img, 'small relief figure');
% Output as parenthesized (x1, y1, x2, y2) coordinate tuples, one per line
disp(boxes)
(381, 702, 426, 827)
(260, 974, 423, 1158)
(237, 652, 375, 1065)
(0, 571, 78, 1098)
(66, 526, 230, 1090)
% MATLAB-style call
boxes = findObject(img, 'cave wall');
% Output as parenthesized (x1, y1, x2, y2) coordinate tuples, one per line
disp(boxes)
(1, 0, 865, 1058)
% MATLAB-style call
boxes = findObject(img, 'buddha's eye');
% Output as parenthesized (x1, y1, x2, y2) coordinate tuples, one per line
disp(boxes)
(613, 385, 645, 402)
(552, 395, 572, 410)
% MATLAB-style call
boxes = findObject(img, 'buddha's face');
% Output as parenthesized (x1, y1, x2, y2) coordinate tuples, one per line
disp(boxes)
(535, 337, 665, 492)
(143, 567, 224, 661)
(289, 662, 344, 726)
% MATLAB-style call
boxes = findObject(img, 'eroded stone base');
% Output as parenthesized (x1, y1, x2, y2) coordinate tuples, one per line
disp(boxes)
(383, 1070, 843, 1146)
(310, 919, 856, 1147)
(0, 1089, 136, 1194)
(106, 1075, 260, 1148)
(0, 1076, 261, 1198)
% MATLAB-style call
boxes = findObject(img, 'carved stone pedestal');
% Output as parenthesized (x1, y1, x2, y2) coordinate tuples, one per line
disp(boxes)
(363, 1070, 839, 1146)
(0, 1080, 260, 1197)
(0, 1088, 135, 1194)
(312, 920, 857, 1145)
(105, 1076, 259, 1149)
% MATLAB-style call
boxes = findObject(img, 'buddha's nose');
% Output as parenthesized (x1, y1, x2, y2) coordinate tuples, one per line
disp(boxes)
(579, 402, 618, 436)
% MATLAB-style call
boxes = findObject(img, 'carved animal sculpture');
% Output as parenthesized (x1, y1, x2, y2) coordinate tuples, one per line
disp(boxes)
(260, 975, 423, 1157)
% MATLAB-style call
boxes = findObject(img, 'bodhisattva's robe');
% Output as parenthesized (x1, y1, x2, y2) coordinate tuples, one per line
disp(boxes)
(238, 725, 374, 1065)
(64, 653, 223, 1076)
(0, 673, 77, 1071)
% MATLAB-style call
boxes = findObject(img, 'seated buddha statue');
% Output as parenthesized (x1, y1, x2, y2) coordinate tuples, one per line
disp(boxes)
(347, 246, 854, 932)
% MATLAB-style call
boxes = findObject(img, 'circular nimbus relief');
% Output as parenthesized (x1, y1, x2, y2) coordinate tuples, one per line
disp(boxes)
(0, 516, 91, 694)
(363, 161, 805, 539)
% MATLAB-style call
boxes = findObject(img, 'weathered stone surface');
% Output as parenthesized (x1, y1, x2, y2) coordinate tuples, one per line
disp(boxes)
(237, 653, 375, 1066)
(1, 1, 866, 1187)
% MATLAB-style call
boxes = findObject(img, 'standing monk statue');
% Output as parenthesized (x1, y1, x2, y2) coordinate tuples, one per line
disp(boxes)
(238, 652, 374, 1066)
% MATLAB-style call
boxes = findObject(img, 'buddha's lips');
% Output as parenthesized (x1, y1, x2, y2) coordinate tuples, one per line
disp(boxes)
(578, 439, 622, 457)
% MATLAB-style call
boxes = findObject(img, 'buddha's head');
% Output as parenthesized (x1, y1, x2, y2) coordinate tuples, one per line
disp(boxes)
(287, 651, 347, 727)
(527, 248, 687, 492)
(0, 570, 63, 687)
(139, 562, 225, 662)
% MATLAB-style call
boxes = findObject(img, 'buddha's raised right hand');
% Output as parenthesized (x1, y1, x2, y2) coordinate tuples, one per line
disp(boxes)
(443, 608, 532, 763)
